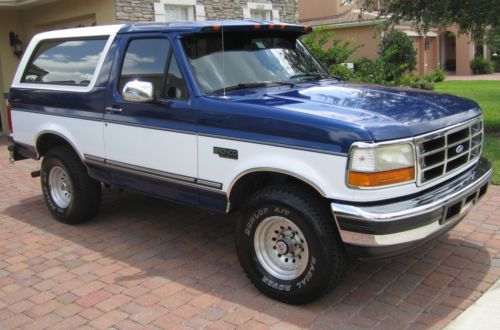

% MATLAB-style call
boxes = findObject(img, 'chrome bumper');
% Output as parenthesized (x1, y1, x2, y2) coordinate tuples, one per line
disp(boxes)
(332, 158, 492, 259)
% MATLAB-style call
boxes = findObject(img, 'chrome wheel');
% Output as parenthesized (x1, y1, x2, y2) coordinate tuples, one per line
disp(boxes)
(254, 216, 309, 280)
(48, 166, 72, 208)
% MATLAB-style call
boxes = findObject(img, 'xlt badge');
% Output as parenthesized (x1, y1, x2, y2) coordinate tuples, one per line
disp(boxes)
(213, 147, 238, 160)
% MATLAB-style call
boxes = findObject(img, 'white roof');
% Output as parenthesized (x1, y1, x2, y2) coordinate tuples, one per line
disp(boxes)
(34, 25, 125, 40)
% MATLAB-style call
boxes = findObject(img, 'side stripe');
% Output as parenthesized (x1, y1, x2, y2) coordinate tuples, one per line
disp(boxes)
(84, 154, 224, 191)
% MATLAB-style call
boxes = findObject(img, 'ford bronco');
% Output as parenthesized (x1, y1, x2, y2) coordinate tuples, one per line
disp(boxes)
(7, 21, 492, 304)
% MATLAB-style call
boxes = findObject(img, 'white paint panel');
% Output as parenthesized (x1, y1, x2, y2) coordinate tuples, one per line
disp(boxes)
(198, 136, 353, 200)
(198, 136, 462, 203)
(104, 124, 197, 177)
(11, 111, 105, 159)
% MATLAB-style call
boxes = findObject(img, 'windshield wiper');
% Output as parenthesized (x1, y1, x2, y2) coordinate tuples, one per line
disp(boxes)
(210, 81, 294, 94)
(289, 73, 331, 81)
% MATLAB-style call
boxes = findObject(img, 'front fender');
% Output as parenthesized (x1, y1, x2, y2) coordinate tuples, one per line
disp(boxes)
(197, 135, 353, 201)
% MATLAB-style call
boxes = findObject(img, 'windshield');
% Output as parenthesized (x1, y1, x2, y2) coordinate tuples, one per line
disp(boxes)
(181, 31, 329, 94)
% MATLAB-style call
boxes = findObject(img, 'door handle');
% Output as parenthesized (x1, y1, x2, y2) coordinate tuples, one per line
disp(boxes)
(105, 106, 123, 114)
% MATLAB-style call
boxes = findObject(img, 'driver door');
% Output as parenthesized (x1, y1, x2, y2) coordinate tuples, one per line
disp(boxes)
(103, 34, 198, 205)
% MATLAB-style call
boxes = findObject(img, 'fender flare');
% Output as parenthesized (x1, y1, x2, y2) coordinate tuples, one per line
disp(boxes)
(227, 167, 327, 200)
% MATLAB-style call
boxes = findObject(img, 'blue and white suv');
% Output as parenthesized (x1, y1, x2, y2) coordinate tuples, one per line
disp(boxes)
(7, 21, 492, 304)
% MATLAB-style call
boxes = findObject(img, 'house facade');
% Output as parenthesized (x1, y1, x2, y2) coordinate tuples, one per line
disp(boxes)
(0, 0, 298, 133)
(298, 0, 491, 77)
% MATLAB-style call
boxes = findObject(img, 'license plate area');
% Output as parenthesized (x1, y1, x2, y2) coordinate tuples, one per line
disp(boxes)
(440, 183, 489, 225)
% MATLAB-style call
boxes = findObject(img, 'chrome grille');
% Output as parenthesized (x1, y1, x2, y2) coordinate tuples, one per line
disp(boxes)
(416, 118, 483, 185)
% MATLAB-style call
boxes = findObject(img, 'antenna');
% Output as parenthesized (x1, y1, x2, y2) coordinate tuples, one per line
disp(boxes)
(221, 21, 229, 99)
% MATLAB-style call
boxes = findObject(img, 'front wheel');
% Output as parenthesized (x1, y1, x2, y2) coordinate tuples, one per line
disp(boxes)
(41, 146, 101, 224)
(236, 184, 345, 304)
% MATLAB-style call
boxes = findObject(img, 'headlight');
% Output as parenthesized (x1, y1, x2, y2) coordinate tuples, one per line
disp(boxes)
(348, 143, 415, 187)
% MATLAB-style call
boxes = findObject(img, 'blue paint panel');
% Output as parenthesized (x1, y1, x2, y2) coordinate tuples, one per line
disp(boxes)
(110, 167, 199, 207)
(196, 80, 482, 153)
(87, 161, 228, 213)
(10, 87, 107, 118)
(198, 190, 228, 214)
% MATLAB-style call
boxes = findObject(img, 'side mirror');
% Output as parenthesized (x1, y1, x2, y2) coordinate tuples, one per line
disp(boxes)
(122, 80, 154, 103)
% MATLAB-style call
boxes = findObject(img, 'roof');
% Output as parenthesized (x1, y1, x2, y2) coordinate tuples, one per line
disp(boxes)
(119, 20, 311, 34)
(299, 10, 383, 27)
(30, 21, 310, 41)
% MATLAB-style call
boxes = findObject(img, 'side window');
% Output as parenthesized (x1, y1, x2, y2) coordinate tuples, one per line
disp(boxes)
(165, 54, 189, 100)
(119, 38, 171, 99)
(22, 38, 108, 86)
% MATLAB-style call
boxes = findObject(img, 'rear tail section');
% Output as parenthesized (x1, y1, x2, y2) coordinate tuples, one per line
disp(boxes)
(6, 101, 13, 133)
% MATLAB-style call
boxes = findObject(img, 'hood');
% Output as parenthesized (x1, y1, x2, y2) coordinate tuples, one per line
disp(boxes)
(266, 82, 482, 141)
(198, 81, 482, 155)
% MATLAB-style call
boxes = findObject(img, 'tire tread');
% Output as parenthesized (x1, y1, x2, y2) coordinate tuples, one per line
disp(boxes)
(238, 183, 345, 304)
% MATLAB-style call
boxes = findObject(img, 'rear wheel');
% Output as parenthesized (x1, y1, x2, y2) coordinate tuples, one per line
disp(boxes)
(41, 146, 101, 224)
(236, 184, 345, 304)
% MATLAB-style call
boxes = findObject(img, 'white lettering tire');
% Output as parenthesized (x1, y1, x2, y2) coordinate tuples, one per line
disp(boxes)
(236, 184, 345, 304)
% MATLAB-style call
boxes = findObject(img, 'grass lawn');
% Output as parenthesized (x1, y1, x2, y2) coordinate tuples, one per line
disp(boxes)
(435, 80, 499, 184)
(435, 81, 500, 132)
(484, 137, 500, 184)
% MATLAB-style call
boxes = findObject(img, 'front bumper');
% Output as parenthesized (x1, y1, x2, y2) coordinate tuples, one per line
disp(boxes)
(332, 157, 492, 260)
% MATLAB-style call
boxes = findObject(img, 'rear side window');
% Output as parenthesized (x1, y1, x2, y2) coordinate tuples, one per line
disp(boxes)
(22, 38, 107, 86)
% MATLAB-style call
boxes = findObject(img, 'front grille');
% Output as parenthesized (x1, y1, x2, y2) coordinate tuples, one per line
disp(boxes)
(416, 118, 483, 185)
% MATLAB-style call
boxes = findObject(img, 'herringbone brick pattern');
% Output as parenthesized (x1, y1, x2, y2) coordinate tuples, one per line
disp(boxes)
(1, 139, 499, 329)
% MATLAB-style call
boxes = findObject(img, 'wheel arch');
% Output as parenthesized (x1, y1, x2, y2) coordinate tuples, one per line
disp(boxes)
(227, 168, 327, 213)
(36, 130, 83, 160)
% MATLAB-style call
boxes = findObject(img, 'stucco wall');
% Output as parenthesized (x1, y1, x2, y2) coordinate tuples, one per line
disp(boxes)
(299, 0, 342, 21)
(326, 25, 381, 61)
(438, 26, 474, 75)
(0, 9, 24, 132)
(21, 0, 116, 40)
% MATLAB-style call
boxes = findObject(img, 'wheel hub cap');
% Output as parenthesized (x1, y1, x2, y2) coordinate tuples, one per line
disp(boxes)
(254, 216, 309, 280)
(48, 166, 72, 208)
(275, 240, 289, 255)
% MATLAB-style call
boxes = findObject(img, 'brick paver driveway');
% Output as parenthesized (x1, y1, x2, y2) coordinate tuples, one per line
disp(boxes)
(1, 139, 499, 329)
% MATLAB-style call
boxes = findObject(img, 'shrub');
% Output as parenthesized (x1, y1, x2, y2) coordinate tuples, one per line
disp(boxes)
(301, 27, 362, 68)
(421, 69, 446, 84)
(471, 58, 494, 74)
(378, 31, 417, 81)
(330, 64, 353, 81)
(412, 78, 435, 90)
(397, 73, 435, 90)
(429, 68, 446, 82)
(352, 58, 385, 84)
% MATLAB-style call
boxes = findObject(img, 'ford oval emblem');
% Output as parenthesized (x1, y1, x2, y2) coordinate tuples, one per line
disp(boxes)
(456, 145, 465, 154)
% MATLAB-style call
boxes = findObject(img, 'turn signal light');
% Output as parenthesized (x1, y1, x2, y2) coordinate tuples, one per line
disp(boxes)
(348, 167, 415, 187)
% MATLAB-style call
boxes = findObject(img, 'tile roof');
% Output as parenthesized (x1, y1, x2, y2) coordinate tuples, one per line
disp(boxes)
(299, 10, 383, 27)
